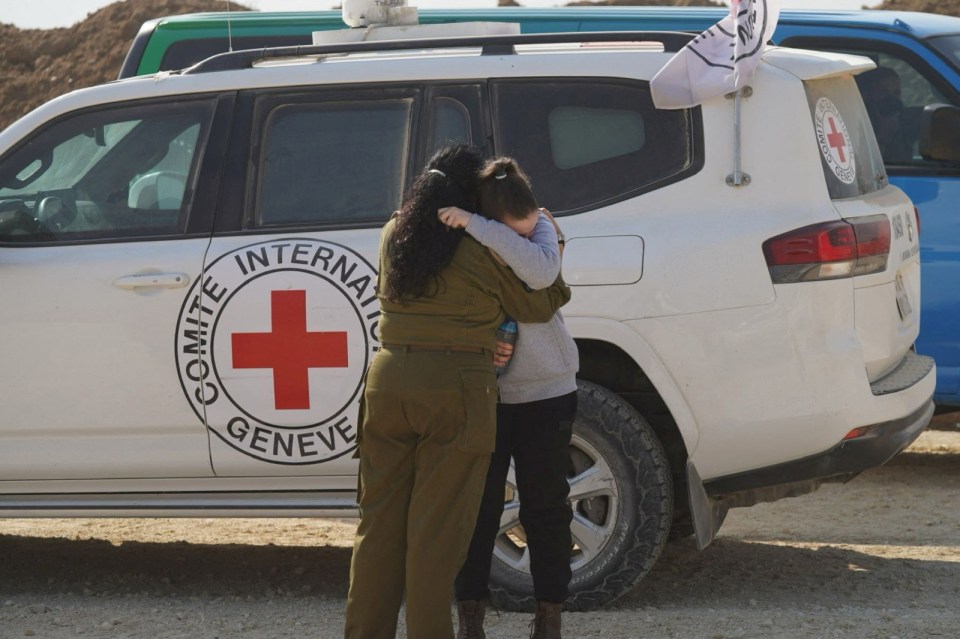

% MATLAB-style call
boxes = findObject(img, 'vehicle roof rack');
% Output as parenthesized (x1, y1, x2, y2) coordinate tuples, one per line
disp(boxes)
(182, 30, 694, 75)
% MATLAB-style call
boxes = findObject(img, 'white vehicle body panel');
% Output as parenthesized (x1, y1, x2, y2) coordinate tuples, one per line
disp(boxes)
(0, 40, 933, 511)
(0, 240, 213, 479)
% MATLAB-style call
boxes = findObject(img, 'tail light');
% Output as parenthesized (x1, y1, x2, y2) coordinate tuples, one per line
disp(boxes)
(762, 215, 891, 283)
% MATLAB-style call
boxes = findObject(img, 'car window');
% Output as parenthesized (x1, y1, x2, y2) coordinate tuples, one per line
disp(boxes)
(254, 98, 413, 227)
(854, 52, 950, 167)
(805, 75, 887, 200)
(928, 34, 960, 75)
(492, 79, 701, 214)
(159, 35, 314, 73)
(0, 100, 215, 243)
(421, 84, 484, 170)
(426, 97, 472, 155)
(784, 39, 954, 169)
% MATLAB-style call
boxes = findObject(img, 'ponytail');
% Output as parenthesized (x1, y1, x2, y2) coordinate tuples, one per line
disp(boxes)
(477, 157, 538, 222)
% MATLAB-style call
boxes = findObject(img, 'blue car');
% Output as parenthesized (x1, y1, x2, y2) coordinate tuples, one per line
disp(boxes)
(123, 7, 960, 405)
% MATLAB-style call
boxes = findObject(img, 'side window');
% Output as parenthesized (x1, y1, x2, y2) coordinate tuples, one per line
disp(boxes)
(0, 100, 215, 243)
(784, 39, 953, 168)
(856, 52, 949, 166)
(255, 97, 414, 227)
(423, 85, 483, 160)
(159, 35, 313, 74)
(492, 79, 700, 213)
(427, 98, 472, 154)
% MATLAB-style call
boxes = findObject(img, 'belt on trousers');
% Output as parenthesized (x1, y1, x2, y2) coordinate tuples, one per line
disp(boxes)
(380, 343, 487, 354)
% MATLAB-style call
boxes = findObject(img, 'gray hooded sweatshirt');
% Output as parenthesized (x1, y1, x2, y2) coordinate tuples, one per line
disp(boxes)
(464, 213, 579, 404)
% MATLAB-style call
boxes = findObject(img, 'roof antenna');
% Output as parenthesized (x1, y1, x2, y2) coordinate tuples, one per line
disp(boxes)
(224, 0, 234, 52)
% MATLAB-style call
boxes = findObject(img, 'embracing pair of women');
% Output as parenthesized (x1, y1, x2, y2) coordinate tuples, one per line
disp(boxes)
(344, 144, 579, 639)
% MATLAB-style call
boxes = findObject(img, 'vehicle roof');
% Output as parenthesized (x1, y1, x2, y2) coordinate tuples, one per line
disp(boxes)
(152, 7, 960, 39)
(3, 35, 872, 148)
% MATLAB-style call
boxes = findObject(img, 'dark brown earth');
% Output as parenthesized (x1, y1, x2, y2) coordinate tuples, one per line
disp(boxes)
(0, 0, 251, 130)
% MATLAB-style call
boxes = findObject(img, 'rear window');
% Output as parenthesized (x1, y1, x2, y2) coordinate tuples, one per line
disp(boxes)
(160, 35, 313, 72)
(804, 76, 887, 199)
(492, 78, 702, 214)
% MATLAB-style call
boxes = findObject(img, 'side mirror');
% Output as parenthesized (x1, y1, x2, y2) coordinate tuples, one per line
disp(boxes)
(919, 103, 960, 162)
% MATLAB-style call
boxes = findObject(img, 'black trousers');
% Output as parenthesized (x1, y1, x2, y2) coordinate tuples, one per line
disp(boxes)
(455, 390, 578, 604)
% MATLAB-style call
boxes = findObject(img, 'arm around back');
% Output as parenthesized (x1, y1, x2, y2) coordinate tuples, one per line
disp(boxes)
(493, 261, 571, 324)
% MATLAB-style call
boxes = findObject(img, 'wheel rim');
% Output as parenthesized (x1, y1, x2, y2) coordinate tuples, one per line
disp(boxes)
(493, 432, 621, 574)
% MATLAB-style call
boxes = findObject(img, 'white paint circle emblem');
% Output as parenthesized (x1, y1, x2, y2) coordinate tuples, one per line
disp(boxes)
(175, 238, 380, 465)
(814, 97, 856, 185)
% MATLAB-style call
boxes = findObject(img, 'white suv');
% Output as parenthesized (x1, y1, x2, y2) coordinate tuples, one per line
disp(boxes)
(0, 25, 934, 612)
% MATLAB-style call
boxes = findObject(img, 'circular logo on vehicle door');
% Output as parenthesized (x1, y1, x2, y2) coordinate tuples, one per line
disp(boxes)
(174, 239, 380, 465)
(814, 97, 856, 185)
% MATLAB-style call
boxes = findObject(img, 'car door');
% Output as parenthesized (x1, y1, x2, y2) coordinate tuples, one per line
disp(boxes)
(194, 83, 484, 477)
(0, 95, 232, 481)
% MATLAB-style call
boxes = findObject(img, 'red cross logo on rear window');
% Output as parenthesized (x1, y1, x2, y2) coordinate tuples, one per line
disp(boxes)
(826, 116, 847, 164)
(232, 289, 348, 410)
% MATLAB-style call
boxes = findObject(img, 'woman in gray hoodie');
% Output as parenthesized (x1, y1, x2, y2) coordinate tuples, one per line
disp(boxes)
(439, 157, 578, 639)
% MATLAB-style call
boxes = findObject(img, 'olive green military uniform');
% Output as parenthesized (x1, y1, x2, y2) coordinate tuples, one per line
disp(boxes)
(344, 218, 571, 639)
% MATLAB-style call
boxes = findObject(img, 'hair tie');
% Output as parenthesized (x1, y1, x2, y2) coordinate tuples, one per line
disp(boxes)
(494, 170, 508, 180)
(428, 169, 447, 178)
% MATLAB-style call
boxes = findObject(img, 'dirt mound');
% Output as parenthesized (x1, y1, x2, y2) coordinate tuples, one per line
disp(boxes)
(875, 0, 960, 13)
(2, 0, 960, 132)
(0, 0, 250, 131)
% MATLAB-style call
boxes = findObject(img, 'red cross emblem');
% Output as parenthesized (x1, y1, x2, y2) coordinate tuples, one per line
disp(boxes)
(826, 116, 847, 164)
(232, 290, 348, 410)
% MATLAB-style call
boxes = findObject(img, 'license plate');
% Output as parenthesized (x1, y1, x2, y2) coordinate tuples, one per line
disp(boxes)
(895, 272, 913, 321)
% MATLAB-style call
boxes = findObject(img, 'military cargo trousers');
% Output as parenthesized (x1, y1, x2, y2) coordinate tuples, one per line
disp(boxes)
(344, 346, 498, 639)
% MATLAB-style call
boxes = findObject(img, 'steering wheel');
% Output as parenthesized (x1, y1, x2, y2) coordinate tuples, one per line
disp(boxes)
(36, 194, 77, 232)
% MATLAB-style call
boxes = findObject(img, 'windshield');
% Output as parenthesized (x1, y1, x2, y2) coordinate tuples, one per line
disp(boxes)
(927, 34, 960, 73)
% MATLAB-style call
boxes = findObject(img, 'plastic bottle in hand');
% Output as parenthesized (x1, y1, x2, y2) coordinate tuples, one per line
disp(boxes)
(494, 318, 518, 376)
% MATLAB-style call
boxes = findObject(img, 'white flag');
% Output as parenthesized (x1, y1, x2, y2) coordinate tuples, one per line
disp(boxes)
(650, 0, 781, 109)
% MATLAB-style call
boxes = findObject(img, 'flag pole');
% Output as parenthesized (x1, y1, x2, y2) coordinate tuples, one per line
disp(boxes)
(726, 87, 752, 187)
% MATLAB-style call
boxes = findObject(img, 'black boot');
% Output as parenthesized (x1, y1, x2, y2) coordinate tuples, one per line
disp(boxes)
(530, 601, 562, 639)
(456, 600, 486, 639)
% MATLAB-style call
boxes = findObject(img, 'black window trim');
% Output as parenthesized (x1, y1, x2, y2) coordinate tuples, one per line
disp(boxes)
(118, 18, 160, 80)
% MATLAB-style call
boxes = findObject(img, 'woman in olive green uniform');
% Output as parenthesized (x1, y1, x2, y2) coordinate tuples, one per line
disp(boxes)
(344, 145, 571, 639)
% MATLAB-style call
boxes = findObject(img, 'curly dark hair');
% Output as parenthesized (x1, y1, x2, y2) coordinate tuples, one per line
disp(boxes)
(383, 144, 485, 302)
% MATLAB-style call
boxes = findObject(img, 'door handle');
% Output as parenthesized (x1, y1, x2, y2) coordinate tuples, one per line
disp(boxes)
(113, 273, 190, 290)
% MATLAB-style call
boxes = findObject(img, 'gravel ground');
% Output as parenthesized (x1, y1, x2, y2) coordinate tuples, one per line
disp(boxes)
(0, 422, 957, 639)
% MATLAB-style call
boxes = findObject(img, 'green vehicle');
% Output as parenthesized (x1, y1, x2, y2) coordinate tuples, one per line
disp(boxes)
(120, 6, 710, 78)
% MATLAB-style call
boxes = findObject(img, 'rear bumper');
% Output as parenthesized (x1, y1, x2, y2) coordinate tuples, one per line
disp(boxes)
(704, 395, 934, 499)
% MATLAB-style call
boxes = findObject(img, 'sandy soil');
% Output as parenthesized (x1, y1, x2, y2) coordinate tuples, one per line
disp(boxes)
(0, 421, 957, 639)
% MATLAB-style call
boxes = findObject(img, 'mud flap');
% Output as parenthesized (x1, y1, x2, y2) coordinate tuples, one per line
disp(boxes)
(687, 460, 728, 550)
